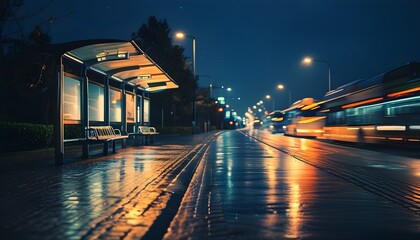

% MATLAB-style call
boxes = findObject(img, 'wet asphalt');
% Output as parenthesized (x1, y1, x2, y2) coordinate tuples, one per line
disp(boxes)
(1, 129, 419, 239)
(165, 129, 420, 239)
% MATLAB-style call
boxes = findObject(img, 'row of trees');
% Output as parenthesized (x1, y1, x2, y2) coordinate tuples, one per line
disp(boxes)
(0, 0, 218, 128)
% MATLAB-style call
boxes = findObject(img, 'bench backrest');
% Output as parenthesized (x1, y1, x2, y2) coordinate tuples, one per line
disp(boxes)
(138, 126, 159, 134)
(139, 126, 150, 134)
(87, 126, 121, 140)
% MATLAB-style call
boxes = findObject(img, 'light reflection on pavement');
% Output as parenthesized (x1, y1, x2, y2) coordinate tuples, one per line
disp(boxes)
(166, 129, 420, 239)
(1, 130, 419, 239)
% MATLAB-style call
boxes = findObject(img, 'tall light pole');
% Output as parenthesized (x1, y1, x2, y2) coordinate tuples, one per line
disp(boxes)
(303, 57, 332, 92)
(277, 84, 291, 106)
(226, 87, 232, 101)
(176, 32, 197, 134)
(265, 94, 274, 112)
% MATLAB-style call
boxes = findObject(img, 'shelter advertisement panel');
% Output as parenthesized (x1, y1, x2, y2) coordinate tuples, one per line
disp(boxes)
(143, 98, 150, 123)
(126, 93, 135, 123)
(89, 83, 105, 121)
(63, 76, 81, 121)
(110, 88, 122, 122)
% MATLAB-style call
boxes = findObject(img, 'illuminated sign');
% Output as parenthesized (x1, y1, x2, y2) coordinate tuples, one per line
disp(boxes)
(225, 110, 231, 119)
(218, 97, 226, 105)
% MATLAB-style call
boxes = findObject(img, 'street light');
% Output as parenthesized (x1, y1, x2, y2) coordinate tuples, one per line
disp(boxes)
(176, 31, 197, 134)
(303, 57, 332, 92)
(226, 87, 232, 102)
(265, 95, 274, 112)
(198, 75, 213, 98)
(277, 84, 291, 106)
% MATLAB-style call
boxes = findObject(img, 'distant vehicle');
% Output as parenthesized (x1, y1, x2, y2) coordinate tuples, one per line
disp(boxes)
(321, 61, 420, 144)
(253, 119, 263, 129)
(267, 110, 285, 133)
(282, 98, 325, 137)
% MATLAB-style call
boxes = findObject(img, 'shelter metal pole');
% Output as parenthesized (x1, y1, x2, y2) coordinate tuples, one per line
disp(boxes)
(54, 58, 64, 165)
(192, 37, 196, 134)
(122, 82, 127, 132)
(135, 90, 139, 132)
(121, 82, 127, 148)
(82, 67, 89, 158)
(142, 91, 145, 125)
(104, 76, 110, 125)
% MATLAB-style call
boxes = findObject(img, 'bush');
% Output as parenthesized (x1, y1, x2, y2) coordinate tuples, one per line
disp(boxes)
(0, 122, 53, 152)
(64, 124, 84, 139)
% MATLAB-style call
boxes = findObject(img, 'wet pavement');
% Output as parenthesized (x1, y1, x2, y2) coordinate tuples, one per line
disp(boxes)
(165, 130, 420, 239)
(0, 133, 217, 240)
(1, 130, 419, 239)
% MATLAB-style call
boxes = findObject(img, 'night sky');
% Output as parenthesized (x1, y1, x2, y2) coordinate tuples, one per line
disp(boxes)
(20, 0, 420, 116)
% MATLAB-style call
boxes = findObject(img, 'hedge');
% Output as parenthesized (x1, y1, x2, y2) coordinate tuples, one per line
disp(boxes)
(0, 122, 53, 152)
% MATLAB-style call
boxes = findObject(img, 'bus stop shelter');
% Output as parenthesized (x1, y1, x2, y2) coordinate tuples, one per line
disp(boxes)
(49, 40, 178, 164)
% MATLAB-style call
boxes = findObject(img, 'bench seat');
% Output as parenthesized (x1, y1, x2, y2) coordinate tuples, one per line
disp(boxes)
(129, 126, 159, 145)
(86, 126, 128, 155)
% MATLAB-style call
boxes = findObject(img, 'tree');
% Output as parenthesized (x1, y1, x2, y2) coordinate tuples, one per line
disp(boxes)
(132, 16, 197, 127)
(0, 1, 59, 124)
(0, 25, 54, 124)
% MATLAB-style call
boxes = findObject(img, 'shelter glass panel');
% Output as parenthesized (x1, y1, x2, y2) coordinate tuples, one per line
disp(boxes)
(110, 88, 122, 122)
(137, 96, 142, 123)
(126, 93, 135, 123)
(144, 98, 150, 123)
(89, 83, 105, 121)
(63, 76, 81, 121)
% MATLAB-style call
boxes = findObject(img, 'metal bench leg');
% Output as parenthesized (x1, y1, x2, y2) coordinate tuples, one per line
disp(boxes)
(83, 142, 89, 159)
(103, 142, 108, 155)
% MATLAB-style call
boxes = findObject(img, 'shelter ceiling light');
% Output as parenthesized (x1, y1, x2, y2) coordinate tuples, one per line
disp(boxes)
(63, 53, 83, 64)
(96, 51, 129, 62)
(137, 74, 152, 79)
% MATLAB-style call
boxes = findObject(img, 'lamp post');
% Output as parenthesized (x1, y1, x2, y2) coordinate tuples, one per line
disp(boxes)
(226, 87, 232, 101)
(303, 57, 332, 92)
(176, 32, 197, 134)
(277, 84, 291, 106)
(265, 95, 274, 112)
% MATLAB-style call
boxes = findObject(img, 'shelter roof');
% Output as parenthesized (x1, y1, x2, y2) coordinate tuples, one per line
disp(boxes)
(49, 40, 178, 92)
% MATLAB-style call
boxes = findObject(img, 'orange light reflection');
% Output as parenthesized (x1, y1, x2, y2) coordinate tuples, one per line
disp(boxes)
(284, 139, 319, 239)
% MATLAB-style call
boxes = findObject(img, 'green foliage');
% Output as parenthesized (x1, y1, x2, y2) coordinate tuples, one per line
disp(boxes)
(64, 124, 84, 139)
(0, 122, 53, 152)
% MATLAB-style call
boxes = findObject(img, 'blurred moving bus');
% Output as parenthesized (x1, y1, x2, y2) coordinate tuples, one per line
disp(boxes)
(267, 110, 285, 133)
(282, 98, 326, 137)
(321, 62, 420, 144)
